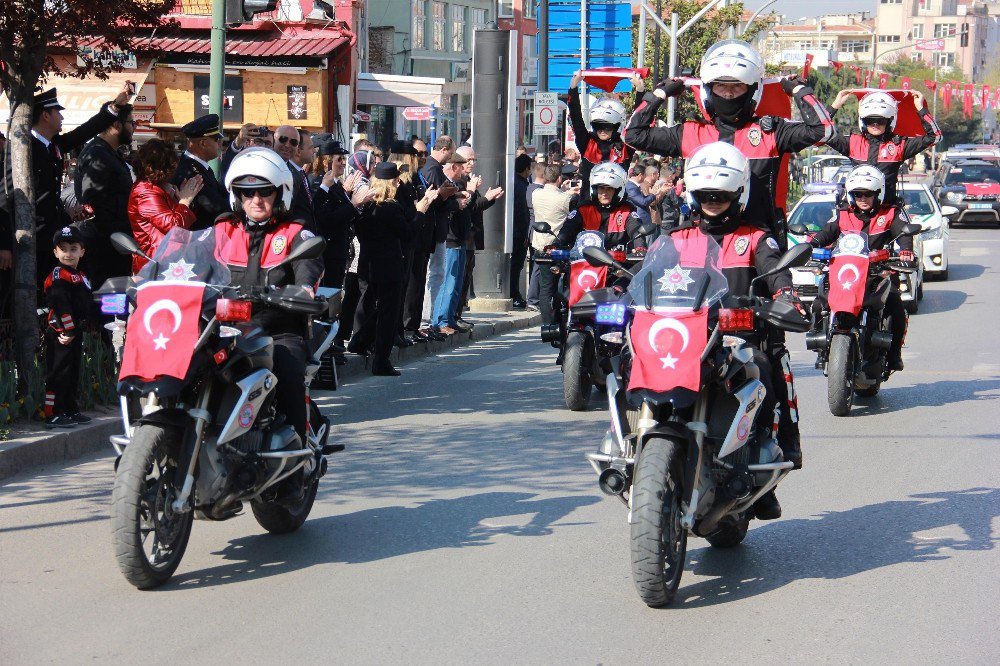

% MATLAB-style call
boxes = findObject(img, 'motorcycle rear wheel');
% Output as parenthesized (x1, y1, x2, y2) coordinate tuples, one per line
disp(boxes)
(630, 437, 687, 607)
(251, 477, 318, 534)
(562, 331, 593, 411)
(111, 424, 193, 589)
(827, 334, 856, 417)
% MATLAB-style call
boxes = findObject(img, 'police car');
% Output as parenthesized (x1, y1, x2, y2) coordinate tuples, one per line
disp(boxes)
(932, 156, 1000, 226)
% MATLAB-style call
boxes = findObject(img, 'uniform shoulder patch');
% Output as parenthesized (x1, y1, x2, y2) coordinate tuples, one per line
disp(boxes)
(300, 229, 315, 241)
(271, 235, 287, 255)
(766, 237, 780, 250)
(630, 211, 640, 219)
(567, 210, 578, 219)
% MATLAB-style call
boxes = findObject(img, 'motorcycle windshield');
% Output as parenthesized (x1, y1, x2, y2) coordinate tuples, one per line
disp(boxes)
(828, 233, 870, 316)
(628, 227, 729, 310)
(135, 226, 232, 286)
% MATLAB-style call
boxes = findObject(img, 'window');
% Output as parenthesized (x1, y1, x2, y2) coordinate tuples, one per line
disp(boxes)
(917, 0, 930, 10)
(524, 0, 535, 19)
(432, 1, 446, 51)
(471, 7, 488, 29)
(842, 40, 871, 53)
(960, 23, 969, 48)
(912, 24, 923, 40)
(878, 35, 901, 43)
(935, 52, 955, 67)
(498, 0, 513, 18)
(452, 6, 466, 52)
(934, 23, 956, 38)
(412, 1, 426, 50)
(879, 0, 902, 4)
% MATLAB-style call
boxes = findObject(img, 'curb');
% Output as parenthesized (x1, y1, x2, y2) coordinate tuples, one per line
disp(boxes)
(0, 311, 541, 481)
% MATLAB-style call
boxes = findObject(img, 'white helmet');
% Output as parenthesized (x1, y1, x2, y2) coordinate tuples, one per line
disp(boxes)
(844, 165, 886, 206)
(589, 161, 628, 204)
(699, 39, 765, 120)
(224, 147, 295, 218)
(684, 141, 751, 213)
(857, 91, 898, 133)
(589, 98, 627, 129)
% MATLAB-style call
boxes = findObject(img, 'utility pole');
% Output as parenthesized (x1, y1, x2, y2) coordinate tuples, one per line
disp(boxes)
(210, 0, 227, 176)
(538, 0, 549, 157)
(653, 0, 662, 83)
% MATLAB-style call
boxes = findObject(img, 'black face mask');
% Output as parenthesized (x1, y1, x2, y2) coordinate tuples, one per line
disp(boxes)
(710, 91, 752, 125)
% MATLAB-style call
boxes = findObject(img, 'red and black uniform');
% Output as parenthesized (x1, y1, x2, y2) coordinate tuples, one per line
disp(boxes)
(624, 87, 834, 249)
(214, 214, 323, 439)
(810, 204, 910, 364)
(43, 264, 92, 418)
(553, 200, 642, 252)
(825, 107, 941, 206)
(568, 88, 634, 196)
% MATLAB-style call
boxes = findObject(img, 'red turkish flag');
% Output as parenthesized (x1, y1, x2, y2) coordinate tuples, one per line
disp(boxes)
(628, 309, 708, 393)
(831, 60, 843, 74)
(994, 87, 1000, 110)
(863, 69, 873, 88)
(943, 82, 953, 110)
(923, 79, 937, 92)
(901, 77, 911, 91)
(849, 65, 861, 84)
(120, 282, 206, 381)
(827, 253, 870, 317)
(567, 260, 608, 307)
(963, 83, 975, 119)
(802, 53, 814, 79)
(878, 72, 889, 90)
(688, 77, 792, 120)
(847, 89, 926, 137)
(981, 85, 991, 110)
(580, 67, 651, 93)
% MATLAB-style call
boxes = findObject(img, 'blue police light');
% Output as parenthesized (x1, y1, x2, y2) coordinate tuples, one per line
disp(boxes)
(550, 249, 571, 261)
(804, 183, 840, 194)
(100, 293, 128, 316)
(595, 303, 627, 326)
(811, 248, 832, 261)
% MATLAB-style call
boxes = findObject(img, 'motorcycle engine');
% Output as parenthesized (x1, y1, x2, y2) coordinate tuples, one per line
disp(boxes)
(229, 429, 266, 455)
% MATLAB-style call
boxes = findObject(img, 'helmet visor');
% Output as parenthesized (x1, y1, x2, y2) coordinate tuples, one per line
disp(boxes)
(692, 189, 741, 204)
(862, 116, 889, 126)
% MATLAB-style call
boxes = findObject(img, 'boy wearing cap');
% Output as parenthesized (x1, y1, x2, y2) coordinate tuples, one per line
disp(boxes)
(43, 226, 93, 428)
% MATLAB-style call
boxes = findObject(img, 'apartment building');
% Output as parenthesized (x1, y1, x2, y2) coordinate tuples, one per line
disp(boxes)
(761, 13, 877, 69)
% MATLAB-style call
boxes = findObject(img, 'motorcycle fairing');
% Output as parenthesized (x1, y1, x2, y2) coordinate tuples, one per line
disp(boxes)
(217, 368, 278, 444)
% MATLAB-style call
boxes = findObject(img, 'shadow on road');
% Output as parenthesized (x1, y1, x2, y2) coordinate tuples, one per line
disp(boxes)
(915, 288, 968, 314)
(677, 487, 998, 608)
(167, 491, 598, 589)
(940, 261, 985, 282)
(852, 377, 1000, 416)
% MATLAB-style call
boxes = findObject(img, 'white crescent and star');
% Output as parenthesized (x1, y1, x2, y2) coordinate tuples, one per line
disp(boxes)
(576, 269, 600, 292)
(837, 263, 861, 290)
(143, 299, 183, 350)
(647, 317, 691, 370)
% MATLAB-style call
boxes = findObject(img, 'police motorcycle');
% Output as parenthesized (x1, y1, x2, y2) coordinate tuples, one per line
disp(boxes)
(582, 229, 811, 607)
(534, 221, 654, 411)
(793, 223, 921, 416)
(100, 227, 343, 589)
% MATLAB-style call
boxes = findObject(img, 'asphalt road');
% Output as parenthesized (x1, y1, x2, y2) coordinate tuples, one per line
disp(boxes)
(2, 227, 998, 664)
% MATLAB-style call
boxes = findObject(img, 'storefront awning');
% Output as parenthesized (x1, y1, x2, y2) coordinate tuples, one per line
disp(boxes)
(1, 70, 150, 130)
(356, 74, 446, 108)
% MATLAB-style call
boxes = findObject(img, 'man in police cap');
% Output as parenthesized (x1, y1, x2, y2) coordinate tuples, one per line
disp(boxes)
(172, 114, 230, 229)
(2, 84, 131, 285)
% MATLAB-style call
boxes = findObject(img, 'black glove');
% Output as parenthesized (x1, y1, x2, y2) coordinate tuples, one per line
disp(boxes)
(774, 286, 807, 317)
(655, 78, 686, 98)
(781, 76, 807, 95)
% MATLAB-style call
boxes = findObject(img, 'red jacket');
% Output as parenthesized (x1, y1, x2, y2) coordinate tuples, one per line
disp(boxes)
(127, 180, 196, 273)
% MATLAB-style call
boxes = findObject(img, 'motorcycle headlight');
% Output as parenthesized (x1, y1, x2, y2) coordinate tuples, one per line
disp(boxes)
(595, 303, 627, 326)
(945, 191, 963, 202)
(919, 225, 943, 240)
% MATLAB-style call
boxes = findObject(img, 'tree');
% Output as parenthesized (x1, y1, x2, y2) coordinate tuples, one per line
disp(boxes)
(0, 0, 172, 393)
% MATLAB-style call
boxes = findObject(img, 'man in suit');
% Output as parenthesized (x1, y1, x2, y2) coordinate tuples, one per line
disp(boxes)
(15, 86, 130, 285)
(454, 145, 503, 324)
(510, 153, 533, 308)
(171, 114, 229, 230)
(416, 135, 458, 329)
(313, 138, 357, 289)
(75, 103, 135, 289)
(273, 124, 315, 228)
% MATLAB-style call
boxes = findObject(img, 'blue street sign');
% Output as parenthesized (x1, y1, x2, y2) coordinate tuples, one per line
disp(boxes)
(542, 1, 633, 92)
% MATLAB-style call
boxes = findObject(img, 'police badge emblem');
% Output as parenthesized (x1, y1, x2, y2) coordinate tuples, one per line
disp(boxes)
(271, 235, 287, 255)
(735, 236, 750, 255)
(747, 128, 762, 147)
(886, 143, 896, 156)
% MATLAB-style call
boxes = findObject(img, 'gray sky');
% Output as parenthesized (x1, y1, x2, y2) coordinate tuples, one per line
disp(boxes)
(744, 0, 877, 21)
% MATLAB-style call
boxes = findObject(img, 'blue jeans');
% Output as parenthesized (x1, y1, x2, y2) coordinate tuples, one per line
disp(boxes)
(431, 247, 466, 328)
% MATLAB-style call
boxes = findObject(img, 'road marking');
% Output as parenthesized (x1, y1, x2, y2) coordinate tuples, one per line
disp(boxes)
(959, 248, 989, 257)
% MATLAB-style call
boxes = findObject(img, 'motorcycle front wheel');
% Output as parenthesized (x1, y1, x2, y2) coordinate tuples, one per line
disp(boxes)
(827, 334, 857, 417)
(630, 437, 688, 607)
(562, 331, 593, 411)
(111, 424, 193, 589)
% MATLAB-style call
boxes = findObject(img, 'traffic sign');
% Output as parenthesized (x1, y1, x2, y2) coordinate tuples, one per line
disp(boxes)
(914, 39, 945, 52)
(402, 106, 433, 121)
(534, 91, 559, 136)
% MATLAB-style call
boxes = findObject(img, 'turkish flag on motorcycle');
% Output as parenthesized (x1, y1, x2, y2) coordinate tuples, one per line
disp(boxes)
(568, 261, 608, 307)
(628, 309, 708, 393)
(120, 282, 207, 381)
(827, 254, 869, 317)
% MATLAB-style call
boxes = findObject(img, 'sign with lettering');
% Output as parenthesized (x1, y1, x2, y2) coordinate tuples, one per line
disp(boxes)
(193, 74, 243, 123)
(287, 85, 307, 120)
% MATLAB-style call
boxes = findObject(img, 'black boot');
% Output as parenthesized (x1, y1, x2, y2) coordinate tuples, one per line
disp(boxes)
(886, 354, 904, 372)
(752, 490, 782, 520)
(371, 358, 401, 376)
(780, 436, 803, 470)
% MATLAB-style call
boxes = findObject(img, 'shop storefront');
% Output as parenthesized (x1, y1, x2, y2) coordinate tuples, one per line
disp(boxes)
(355, 73, 445, 149)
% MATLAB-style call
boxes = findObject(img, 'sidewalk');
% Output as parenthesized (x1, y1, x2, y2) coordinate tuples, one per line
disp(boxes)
(0, 309, 541, 481)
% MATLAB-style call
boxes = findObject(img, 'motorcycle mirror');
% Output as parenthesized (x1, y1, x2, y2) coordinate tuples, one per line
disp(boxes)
(582, 245, 617, 269)
(773, 243, 812, 272)
(532, 221, 553, 235)
(635, 222, 657, 238)
(900, 223, 923, 236)
(787, 222, 809, 236)
(110, 232, 150, 260)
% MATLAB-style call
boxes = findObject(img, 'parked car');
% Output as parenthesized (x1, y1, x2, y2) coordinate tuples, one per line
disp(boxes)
(786, 188, 924, 312)
(900, 182, 954, 280)
(932, 157, 1000, 226)
(802, 154, 853, 183)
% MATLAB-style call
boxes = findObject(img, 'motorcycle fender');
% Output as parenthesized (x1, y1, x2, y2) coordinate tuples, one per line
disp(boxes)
(217, 368, 278, 444)
(717, 379, 767, 458)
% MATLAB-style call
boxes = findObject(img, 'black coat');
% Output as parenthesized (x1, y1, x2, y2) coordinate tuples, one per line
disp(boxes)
(74, 136, 135, 284)
(171, 153, 229, 230)
(287, 161, 316, 229)
(396, 179, 429, 250)
(419, 156, 460, 246)
(355, 199, 410, 283)
(312, 178, 357, 262)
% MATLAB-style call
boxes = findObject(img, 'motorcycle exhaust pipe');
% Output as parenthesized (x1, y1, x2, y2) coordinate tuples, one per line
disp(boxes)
(540, 324, 561, 343)
(870, 331, 893, 350)
(598, 468, 629, 496)
(805, 330, 828, 350)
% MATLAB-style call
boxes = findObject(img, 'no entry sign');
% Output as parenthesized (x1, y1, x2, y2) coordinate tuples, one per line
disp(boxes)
(534, 91, 559, 136)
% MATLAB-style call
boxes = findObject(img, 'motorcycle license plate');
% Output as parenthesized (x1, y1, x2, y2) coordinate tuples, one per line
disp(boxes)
(968, 202, 994, 210)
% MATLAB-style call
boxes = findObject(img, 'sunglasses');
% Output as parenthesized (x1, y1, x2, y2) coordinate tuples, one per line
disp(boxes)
(416, 151, 428, 157)
(277, 135, 300, 147)
(851, 190, 877, 198)
(235, 185, 277, 199)
(692, 189, 740, 204)
(863, 117, 888, 126)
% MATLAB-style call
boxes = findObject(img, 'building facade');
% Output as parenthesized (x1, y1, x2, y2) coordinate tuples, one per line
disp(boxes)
(761, 13, 876, 70)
